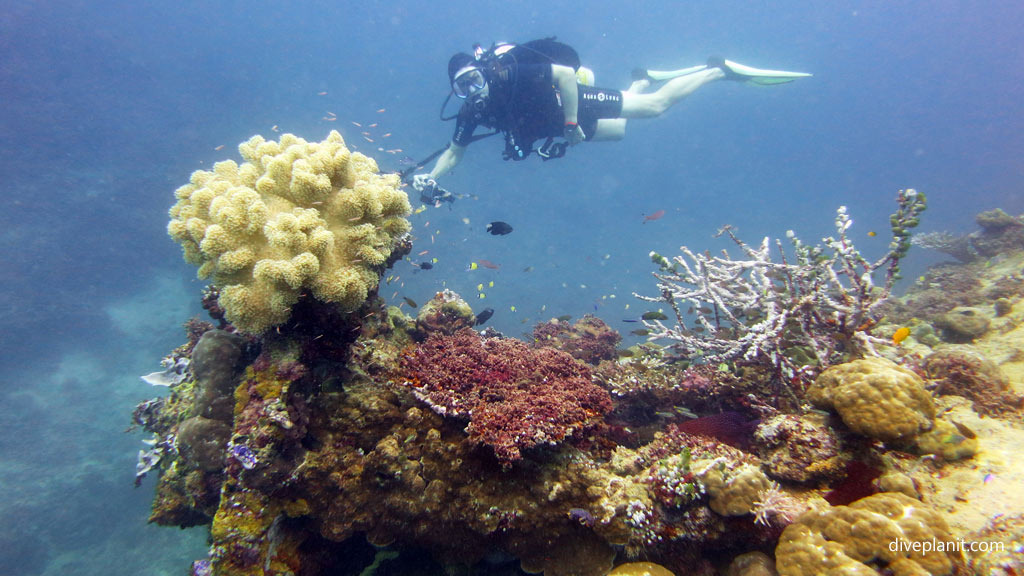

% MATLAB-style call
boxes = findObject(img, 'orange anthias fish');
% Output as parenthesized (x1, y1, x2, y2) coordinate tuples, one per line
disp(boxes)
(642, 210, 666, 224)
(478, 259, 500, 270)
(892, 326, 911, 345)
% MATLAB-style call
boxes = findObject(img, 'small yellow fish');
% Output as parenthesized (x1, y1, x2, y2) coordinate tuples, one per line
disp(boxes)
(893, 326, 911, 345)
(478, 293, 486, 299)
(477, 283, 484, 291)
(867, 231, 877, 237)
(468, 262, 478, 271)
(510, 305, 516, 312)
(488, 281, 494, 288)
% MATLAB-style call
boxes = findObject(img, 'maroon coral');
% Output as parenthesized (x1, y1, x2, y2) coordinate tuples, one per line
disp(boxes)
(402, 328, 612, 465)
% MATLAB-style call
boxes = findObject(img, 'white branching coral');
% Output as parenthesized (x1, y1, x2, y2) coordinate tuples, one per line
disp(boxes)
(634, 189, 926, 382)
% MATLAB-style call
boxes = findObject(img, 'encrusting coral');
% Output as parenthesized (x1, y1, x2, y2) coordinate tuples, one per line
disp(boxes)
(168, 131, 411, 333)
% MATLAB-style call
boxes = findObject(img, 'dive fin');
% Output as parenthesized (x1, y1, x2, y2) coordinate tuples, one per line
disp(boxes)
(715, 58, 812, 85)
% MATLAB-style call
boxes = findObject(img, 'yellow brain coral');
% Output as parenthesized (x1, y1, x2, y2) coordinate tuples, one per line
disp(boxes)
(168, 131, 411, 333)
(808, 358, 935, 443)
(776, 492, 961, 576)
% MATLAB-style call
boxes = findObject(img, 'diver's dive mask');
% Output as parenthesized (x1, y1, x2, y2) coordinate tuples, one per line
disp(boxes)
(452, 66, 487, 99)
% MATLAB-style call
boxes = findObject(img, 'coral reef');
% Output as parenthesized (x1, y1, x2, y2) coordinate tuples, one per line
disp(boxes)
(135, 199, 1024, 576)
(532, 314, 622, 365)
(965, 513, 1024, 575)
(636, 189, 926, 382)
(413, 288, 476, 337)
(808, 357, 935, 443)
(752, 413, 847, 484)
(924, 347, 1024, 417)
(168, 131, 411, 333)
(934, 306, 991, 343)
(913, 208, 1024, 262)
(402, 328, 612, 465)
(776, 492, 963, 576)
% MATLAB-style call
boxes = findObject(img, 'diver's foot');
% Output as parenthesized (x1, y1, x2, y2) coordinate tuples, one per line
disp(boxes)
(706, 56, 741, 80)
(631, 67, 652, 82)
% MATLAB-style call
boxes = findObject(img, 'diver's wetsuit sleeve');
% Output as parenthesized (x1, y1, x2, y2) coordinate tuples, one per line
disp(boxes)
(452, 105, 478, 147)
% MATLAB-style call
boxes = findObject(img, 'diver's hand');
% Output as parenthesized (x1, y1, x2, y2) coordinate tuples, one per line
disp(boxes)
(564, 122, 585, 146)
(412, 174, 437, 192)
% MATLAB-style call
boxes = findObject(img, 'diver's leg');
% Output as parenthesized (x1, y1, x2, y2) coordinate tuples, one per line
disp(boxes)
(625, 68, 652, 94)
(620, 67, 724, 118)
(590, 119, 627, 141)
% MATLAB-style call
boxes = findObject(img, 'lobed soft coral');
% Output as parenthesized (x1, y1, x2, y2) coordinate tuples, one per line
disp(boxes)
(168, 131, 411, 333)
(402, 328, 612, 465)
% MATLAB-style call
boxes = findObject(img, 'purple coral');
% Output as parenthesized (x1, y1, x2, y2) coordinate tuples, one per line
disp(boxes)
(191, 559, 212, 576)
(228, 440, 258, 470)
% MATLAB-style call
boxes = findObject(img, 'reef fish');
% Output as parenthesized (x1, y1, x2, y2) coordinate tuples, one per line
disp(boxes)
(642, 209, 666, 224)
(892, 326, 911, 345)
(641, 311, 668, 321)
(478, 259, 501, 270)
(403, 296, 418, 308)
(417, 261, 433, 270)
(486, 221, 514, 235)
(474, 307, 494, 326)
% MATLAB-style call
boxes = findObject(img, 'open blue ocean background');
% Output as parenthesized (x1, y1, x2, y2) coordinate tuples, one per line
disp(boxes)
(1, 1, 1020, 574)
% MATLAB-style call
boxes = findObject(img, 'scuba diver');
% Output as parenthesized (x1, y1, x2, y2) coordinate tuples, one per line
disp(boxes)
(410, 38, 811, 198)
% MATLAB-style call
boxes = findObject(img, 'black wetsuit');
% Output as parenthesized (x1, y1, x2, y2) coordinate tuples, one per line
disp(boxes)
(452, 45, 624, 160)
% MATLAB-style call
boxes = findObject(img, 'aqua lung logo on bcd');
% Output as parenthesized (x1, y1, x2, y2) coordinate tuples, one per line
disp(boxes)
(583, 90, 620, 103)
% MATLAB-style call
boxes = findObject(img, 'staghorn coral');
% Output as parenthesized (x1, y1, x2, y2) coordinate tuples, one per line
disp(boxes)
(168, 131, 411, 333)
(775, 492, 963, 576)
(808, 357, 935, 443)
(402, 328, 612, 465)
(636, 189, 927, 384)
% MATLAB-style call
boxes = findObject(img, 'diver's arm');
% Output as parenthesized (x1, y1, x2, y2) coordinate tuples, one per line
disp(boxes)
(429, 142, 465, 180)
(414, 142, 465, 191)
(551, 64, 579, 125)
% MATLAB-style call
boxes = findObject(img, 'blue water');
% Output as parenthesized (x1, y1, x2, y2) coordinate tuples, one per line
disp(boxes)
(1, 1, 1021, 574)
